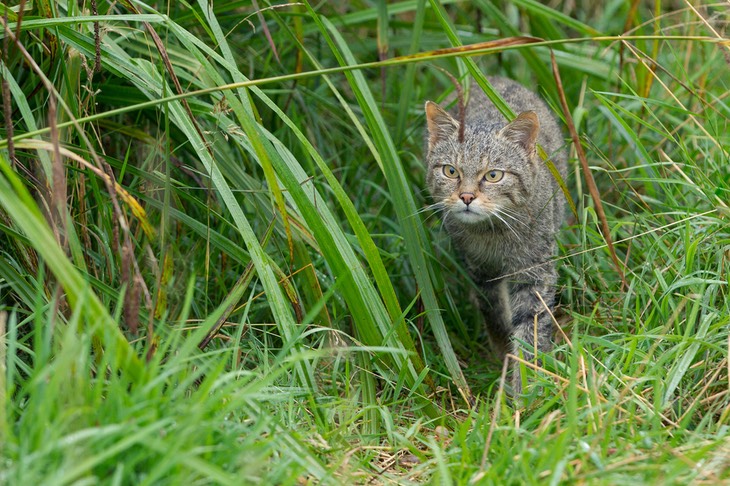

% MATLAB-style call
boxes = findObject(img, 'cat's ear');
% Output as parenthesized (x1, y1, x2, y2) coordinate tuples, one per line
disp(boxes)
(425, 101, 460, 152)
(499, 111, 539, 154)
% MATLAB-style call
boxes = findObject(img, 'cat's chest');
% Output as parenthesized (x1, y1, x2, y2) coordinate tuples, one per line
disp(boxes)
(453, 230, 518, 276)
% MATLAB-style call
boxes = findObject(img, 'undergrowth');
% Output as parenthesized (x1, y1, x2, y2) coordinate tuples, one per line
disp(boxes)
(0, 1, 728, 484)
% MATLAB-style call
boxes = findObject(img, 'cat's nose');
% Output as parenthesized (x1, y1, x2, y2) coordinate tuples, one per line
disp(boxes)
(460, 193, 476, 205)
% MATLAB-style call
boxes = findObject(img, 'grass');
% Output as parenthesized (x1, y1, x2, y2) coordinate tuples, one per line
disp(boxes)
(1, 0, 729, 483)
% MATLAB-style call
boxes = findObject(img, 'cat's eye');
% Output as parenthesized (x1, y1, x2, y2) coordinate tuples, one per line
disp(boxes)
(442, 165, 459, 179)
(484, 170, 504, 183)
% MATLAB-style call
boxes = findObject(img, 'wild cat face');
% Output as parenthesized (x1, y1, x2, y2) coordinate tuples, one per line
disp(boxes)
(424, 101, 540, 228)
(428, 155, 512, 225)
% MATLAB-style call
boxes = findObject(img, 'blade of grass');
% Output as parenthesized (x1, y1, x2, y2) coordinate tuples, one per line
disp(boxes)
(60, 8, 318, 389)
(0, 311, 6, 442)
(510, 0, 602, 37)
(269, 7, 436, 377)
(470, 0, 553, 90)
(0, 152, 144, 381)
(307, 5, 472, 404)
(188, 1, 441, 411)
(394, 0, 426, 143)
(551, 51, 627, 288)
(2, 30, 721, 149)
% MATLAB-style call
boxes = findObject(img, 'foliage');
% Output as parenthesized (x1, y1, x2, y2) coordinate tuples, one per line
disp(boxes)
(0, 0, 728, 483)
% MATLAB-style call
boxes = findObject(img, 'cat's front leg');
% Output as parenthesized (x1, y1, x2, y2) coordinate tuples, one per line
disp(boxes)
(508, 280, 556, 394)
(473, 279, 513, 359)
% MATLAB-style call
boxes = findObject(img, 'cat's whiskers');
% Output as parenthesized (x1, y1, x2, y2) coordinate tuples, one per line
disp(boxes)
(422, 210, 444, 224)
(496, 207, 528, 228)
(414, 201, 446, 216)
(491, 210, 520, 239)
(414, 202, 448, 225)
(440, 211, 453, 235)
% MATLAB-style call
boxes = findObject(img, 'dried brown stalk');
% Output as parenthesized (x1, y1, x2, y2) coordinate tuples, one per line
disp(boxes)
(550, 51, 627, 289)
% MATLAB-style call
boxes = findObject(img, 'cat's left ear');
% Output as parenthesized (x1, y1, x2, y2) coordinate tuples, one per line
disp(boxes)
(499, 111, 539, 154)
(425, 101, 460, 153)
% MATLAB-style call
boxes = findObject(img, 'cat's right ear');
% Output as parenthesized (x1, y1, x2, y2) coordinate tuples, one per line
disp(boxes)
(499, 111, 539, 155)
(425, 101, 459, 153)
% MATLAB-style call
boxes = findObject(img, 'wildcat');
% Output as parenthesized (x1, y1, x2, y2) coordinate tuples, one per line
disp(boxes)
(424, 76, 567, 393)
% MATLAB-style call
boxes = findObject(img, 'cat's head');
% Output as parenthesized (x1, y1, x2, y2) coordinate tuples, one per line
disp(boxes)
(424, 101, 540, 227)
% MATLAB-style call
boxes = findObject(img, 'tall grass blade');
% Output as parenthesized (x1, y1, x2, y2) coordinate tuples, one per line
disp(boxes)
(0, 153, 144, 380)
(307, 4, 472, 403)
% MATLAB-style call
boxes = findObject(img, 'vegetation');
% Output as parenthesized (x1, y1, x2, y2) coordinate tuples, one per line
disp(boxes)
(1, 0, 728, 483)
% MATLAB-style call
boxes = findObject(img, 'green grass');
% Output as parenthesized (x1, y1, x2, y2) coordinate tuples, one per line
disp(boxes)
(1, 0, 729, 483)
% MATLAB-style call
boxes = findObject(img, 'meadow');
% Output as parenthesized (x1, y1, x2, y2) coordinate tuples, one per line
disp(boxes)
(0, 1, 728, 483)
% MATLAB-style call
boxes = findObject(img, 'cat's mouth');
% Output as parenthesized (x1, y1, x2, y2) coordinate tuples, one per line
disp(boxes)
(452, 207, 490, 223)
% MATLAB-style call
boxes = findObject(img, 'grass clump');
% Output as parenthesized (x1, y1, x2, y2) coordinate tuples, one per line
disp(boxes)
(1, 1, 729, 483)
